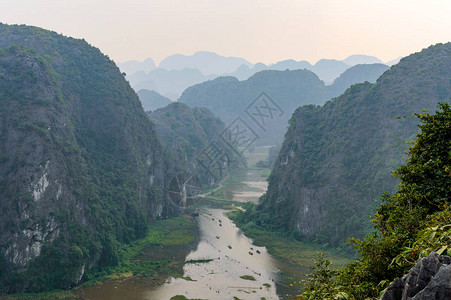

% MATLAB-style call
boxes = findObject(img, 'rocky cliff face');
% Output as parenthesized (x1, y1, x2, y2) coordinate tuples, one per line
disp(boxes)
(259, 43, 451, 245)
(381, 252, 451, 300)
(0, 24, 168, 292)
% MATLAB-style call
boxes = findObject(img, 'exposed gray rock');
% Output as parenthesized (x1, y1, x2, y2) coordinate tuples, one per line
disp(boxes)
(381, 252, 451, 300)
(382, 278, 405, 300)
(412, 264, 451, 299)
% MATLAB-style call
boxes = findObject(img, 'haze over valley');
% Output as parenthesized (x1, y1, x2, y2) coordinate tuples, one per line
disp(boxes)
(1, 1, 451, 299)
(120, 51, 392, 101)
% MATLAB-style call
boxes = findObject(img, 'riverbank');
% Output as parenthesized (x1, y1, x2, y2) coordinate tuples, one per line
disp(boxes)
(201, 146, 351, 298)
(2, 216, 199, 300)
(198, 147, 352, 298)
(3, 147, 351, 300)
(144, 208, 280, 299)
(228, 208, 350, 266)
(77, 216, 200, 299)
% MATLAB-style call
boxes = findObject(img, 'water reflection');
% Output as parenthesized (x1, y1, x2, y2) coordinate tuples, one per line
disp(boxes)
(146, 208, 280, 299)
(79, 163, 306, 299)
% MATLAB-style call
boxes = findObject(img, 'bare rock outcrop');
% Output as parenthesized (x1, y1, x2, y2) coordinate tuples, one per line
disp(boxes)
(381, 252, 451, 300)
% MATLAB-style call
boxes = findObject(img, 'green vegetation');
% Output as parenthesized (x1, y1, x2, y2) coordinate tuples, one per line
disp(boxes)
(295, 253, 348, 300)
(179, 64, 386, 145)
(207, 168, 247, 201)
(169, 296, 205, 300)
(240, 275, 256, 281)
(181, 276, 196, 281)
(85, 216, 198, 282)
(229, 205, 352, 265)
(260, 169, 271, 178)
(3, 216, 198, 299)
(258, 43, 451, 247)
(0, 23, 177, 293)
(297, 103, 451, 299)
(1, 290, 79, 300)
(149, 102, 240, 189)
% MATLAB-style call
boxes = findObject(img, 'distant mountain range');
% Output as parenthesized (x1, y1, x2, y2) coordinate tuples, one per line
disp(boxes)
(128, 68, 216, 100)
(118, 52, 398, 100)
(342, 54, 383, 66)
(117, 58, 156, 75)
(231, 59, 349, 83)
(179, 63, 389, 145)
(159, 51, 253, 75)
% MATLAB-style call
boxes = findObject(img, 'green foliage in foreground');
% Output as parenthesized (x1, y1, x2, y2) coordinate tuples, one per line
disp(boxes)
(298, 103, 451, 299)
(295, 253, 348, 300)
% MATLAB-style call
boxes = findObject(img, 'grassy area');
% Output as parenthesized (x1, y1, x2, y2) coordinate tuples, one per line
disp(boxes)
(228, 208, 351, 296)
(121, 216, 197, 258)
(260, 169, 271, 178)
(228, 210, 351, 269)
(0, 290, 79, 300)
(196, 197, 243, 209)
(3, 216, 199, 300)
(240, 275, 256, 281)
(97, 216, 198, 280)
(195, 168, 250, 209)
(209, 168, 246, 200)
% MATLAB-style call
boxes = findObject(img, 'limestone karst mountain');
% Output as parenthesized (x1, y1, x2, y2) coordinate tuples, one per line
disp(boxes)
(0, 23, 173, 292)
(259, 43, 451, 245)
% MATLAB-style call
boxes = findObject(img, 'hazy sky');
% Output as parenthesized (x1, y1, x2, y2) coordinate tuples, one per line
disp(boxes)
(2, 0, 451, 65)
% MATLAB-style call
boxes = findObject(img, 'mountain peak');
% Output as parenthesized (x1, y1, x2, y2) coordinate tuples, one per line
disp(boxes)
(342, 54, 383, 66)
(159, 52, 253, 75)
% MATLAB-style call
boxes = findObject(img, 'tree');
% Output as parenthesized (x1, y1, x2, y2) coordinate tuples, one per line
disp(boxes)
(299, 102, 451, 299)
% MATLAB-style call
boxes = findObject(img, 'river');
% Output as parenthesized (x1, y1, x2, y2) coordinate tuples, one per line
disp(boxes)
(145, 208, 280, 299)
(79, 148, 306, 299)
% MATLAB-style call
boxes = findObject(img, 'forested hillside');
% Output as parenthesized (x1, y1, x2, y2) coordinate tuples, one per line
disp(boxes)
(0, 24, 170, 292)
(299, 103, 451, 299)
(149, 102, 238, 189)
(258, 43, 451, 246)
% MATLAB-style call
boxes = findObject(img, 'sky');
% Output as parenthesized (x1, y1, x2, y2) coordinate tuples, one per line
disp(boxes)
(2, 0, 451, 65)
